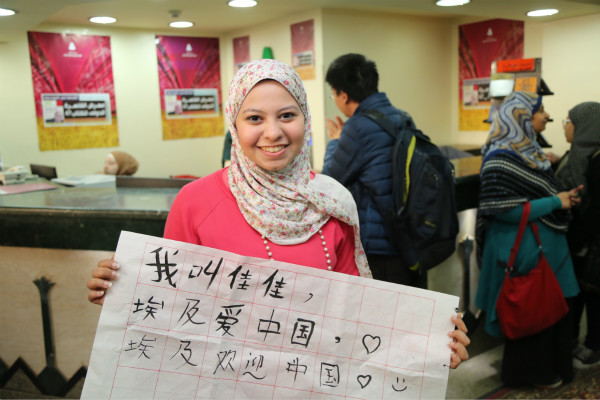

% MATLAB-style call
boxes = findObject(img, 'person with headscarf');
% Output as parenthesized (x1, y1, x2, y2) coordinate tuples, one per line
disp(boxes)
(475, 91, 582, 389)
(104, 151, 139, 176)
(87, 59, 470, 369)
(555, 101, 600, 367)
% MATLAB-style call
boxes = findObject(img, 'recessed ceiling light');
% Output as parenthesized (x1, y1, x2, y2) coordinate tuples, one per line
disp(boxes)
(89, 16, 117, 24)
(169, 21, 194, 28)
(0, 7, 16, 16)
(527, 9, 559, 17)
(228, 0, 258, 8)
(435, 0, 470, 6)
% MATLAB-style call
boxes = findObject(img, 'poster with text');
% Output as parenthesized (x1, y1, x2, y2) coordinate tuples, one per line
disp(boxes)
(291, 20, 315, 80)
(156, 35, 223, 140)
(28, 31, 118, 151)
(233, 36, 250, 73)
(458, 19, 523, 131)
(82, 231, 459, 399)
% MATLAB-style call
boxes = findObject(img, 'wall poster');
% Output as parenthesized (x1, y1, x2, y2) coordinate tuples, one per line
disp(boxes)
(28, 31, 118, 151)
(291, 20, 315, 80)
(458, 19, 523, 131)
(156, 35, 223, 140)
(233, 36, 250, 73)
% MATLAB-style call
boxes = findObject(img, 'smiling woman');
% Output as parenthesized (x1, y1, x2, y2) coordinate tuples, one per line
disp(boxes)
(234, 80, 305, 171)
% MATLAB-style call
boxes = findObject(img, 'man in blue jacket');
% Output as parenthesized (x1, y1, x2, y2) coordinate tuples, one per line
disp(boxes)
(322, 53, 422, 287)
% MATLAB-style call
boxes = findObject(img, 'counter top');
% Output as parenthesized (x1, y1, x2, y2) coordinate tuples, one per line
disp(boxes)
(0, 184, 180, 251)
(1, 159, 483, 251)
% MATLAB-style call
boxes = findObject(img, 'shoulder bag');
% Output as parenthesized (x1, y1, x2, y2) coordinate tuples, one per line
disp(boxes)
(496, 202, 569, 340)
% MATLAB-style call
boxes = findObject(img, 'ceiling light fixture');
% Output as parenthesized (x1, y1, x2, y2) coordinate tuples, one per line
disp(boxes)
(527, 9, 559, 17)
(0, 7, 16, 16)
(435, 0, 470, 6)
(228, 0, 258, 8)
(170, 21, 194, 28)
(89, 16, 117, 24)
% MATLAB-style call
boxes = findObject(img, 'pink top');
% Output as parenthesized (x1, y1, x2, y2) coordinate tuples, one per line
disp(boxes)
(164, 168, 359, 276)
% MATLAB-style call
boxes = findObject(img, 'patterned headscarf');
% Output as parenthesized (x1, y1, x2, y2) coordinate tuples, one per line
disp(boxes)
(481, 91, 551, 170)
(556, 101, 600, 189)
(225, 59, 371, 278)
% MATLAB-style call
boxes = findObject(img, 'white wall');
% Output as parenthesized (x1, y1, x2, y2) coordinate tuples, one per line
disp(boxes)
(321, 10, 455, 158)
(537, 13, 600, 159)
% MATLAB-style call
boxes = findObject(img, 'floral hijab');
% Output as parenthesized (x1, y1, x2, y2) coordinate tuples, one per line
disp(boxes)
(225, 59, 371, 278)
(481, 91, 551, 170)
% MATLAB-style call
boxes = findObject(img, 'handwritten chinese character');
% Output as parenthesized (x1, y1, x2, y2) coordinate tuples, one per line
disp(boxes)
(132, 296, 164, 320)
(285, 357, 308, 382)
(242, 352, 266, 380)
(146, 247, 179, 288)
(291, 318, 315, 347)
(124, 334, 157, 359)
(257, 309, 281, 341)
(189, 258, 223, 290)
(320, 362, 340, 387)
(213, 350, 236, 374)
(228, 265, 252, 290)
(177, 298, 206, 326)
(262, 270, 286, 299)
(170, 340, 197, 367)
(215, 304, 244, 337)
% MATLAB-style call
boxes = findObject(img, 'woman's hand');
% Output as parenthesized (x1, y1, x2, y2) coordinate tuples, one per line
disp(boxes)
(325, 116, 344, 140)
(557, 184, 584, 209)
(86, 256, 119, 305)
(448, 313, 470, 369)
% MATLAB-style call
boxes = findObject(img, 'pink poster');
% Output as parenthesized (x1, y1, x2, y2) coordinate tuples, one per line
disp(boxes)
(291, 20, 315, 80)
(233, 36, 250, 72)
(458, 19, 523, 131)
(156, 35, 223, 140)
(28, 31, 118, 150)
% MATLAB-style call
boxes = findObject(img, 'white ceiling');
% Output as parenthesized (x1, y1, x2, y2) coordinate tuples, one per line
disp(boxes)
(1, 0, 600, 43)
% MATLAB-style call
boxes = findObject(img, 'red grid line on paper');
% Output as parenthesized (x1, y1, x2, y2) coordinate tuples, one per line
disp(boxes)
(109, 241, 441, 399)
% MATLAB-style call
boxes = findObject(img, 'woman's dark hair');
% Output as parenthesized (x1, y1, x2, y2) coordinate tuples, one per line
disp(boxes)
(325, 53, 379, 103)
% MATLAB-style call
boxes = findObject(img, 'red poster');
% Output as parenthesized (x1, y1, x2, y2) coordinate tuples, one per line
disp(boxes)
(156, 35, 223, 140)
(233, 36, 250, 72)
(28, 31, 118, 150)
(458, 19, 523, 131)
(291, 20, 315, 80)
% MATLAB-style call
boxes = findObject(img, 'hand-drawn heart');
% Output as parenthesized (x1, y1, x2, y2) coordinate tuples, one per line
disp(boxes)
(362, 334, 381, 354)
(357, 374, 372, 389)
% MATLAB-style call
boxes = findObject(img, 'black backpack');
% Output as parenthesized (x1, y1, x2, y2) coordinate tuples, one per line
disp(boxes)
(361, 109, 459, 272)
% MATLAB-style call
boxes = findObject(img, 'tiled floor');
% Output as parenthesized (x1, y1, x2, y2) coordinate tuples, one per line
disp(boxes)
(446, 312, 589, 399)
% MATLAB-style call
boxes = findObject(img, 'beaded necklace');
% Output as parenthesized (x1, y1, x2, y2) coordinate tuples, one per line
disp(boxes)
(261, 229, 332, 271)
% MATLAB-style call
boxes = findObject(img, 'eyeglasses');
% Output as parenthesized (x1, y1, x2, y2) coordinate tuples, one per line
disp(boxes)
(329, 94, 335, 100)
(562, 118, 571, 126)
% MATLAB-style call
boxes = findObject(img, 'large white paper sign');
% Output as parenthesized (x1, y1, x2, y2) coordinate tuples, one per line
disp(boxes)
(82, 231, 459, 399)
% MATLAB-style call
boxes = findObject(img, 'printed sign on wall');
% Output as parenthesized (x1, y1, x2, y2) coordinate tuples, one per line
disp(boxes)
(291, 20, 315, 80)
(28, 31, 119, 150)
(156, 36, 224, 140)
(458, 19, 523, 131)
(233, 36, 250, 73)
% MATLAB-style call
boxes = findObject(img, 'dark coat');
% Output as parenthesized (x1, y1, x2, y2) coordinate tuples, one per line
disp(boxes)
(322, 92, 413, 255)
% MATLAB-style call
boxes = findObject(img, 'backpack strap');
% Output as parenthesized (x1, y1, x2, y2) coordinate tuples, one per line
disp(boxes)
(359, 109, 415, 205)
